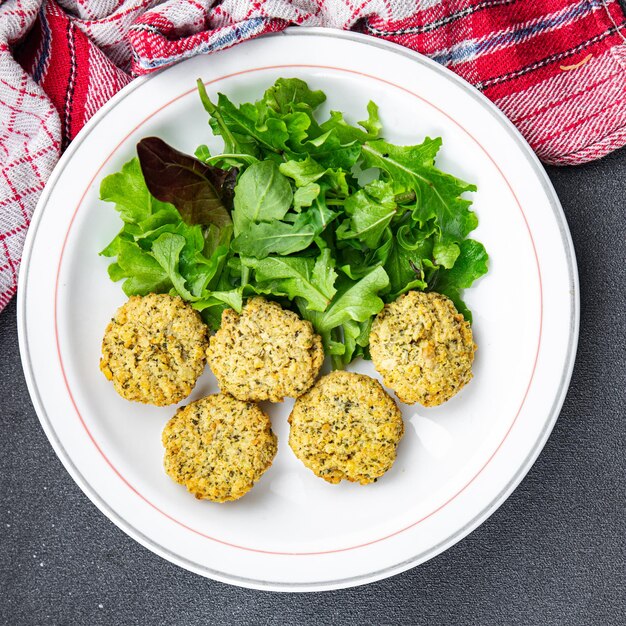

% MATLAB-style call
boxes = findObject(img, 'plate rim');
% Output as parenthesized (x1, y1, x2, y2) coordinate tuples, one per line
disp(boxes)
(17, 26, 580, 592)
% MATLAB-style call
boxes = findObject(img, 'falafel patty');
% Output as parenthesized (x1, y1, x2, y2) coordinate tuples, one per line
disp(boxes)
(162, 393, 277, 502)
(369, 290, 475, 407)
(206, 297, 324, 402)
(288, 371, 404, 485)
(100, 293, 208, 406)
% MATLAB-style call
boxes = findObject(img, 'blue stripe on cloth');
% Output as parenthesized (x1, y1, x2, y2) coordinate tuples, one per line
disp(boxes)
(137, 17, 268, 71)
(432, 0, 602, 66)
(33, 6, 51, 83)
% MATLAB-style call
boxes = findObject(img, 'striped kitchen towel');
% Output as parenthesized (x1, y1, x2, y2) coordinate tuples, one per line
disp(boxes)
(0, 0, 625, 311)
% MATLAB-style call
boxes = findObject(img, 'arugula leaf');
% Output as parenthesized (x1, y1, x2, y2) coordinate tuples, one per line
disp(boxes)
(295, 267, 388, 368)
(243, 249, 337, 312)
(435, 238, 489, 291)
(300, 131, 362, 170)
(320, 101, 382, 144)
(316, 267, 389, 332)
(151, 233, 195, 300)
(137, 137, 238, 227)
(211, 93, 290, 155)
(361, 138, 477, 266)
(197, 80, 244, 155)
(384, 224, 433, 299)
(338, 226, 392, 279)
(304, 197, 336, 233)
(336, 180, 396, 249)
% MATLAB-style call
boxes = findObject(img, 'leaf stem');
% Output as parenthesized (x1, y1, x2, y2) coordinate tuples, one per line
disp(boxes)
(196, 79, 239, 154)
(330, 327, 345, 370)
(241, 264, 250, 288)
(394, 190, 416, 204)
(204, 153, 259, 166)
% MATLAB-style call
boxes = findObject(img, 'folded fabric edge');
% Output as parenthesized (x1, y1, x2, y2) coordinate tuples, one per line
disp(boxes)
(494, 41, 626, 166)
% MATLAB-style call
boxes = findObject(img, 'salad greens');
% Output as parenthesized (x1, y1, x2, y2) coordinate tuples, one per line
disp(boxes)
(100, 78, 488, 368)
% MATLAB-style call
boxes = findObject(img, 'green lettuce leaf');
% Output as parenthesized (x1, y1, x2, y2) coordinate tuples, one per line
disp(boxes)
(232, 160, 293, 232)
(113, 239, 171, 296)
(315, 267, 389, 332)
(231, 212, 319, 258)
(336, 180, 397, 249)
(100, 158, 173, 225)
(431, 238, 489, 320)
(361, 138, 477, 267)
(243, 250, 337, 312)
(319, 101, 382, 144)
(262, 77, 326, 114)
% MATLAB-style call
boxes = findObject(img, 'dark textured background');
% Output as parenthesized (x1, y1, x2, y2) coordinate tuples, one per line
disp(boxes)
(1, 147, 625, 625)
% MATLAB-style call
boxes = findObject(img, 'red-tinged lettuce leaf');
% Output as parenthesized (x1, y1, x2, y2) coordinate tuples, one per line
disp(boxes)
(137, 137, 238, 228)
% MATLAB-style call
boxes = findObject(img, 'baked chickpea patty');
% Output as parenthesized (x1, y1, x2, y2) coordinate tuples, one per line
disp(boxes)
(206, 297, 324, 402)
(369, 291, 475, 407)
(162, 394, 277, 502)
(100, 293, 208, 406)
(288, 371, 404, 485)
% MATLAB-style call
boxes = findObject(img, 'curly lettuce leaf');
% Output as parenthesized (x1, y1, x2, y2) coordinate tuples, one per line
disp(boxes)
(242, 249, 337, 312)
(319, 101, 382, 144)
(430, 238, 489, 321)
(315, 267, 389, 333)
(361, 138, 477, 268)
(100, 155, 235, 310)
(262, 78, 326, 115)
(336, 180, 397, 249)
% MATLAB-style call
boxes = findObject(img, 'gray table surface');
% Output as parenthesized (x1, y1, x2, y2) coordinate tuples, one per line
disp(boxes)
(1, 147, 625, 625)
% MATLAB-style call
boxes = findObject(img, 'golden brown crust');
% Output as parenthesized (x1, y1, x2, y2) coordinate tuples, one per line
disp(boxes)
(100, 293, 208, 406)
(162, 393, 277, 502)
(288, 371, 404, 485)
(206, 297, 324, 402)
(369, 291, 475, 407)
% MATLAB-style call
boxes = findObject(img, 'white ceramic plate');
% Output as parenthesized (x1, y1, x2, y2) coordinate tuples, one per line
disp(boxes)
(18, 29, 578, 592)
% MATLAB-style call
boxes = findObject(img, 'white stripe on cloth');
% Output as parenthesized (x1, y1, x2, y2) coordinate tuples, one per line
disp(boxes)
(217, 0, 420, 30)
(85, 44, 131, 120)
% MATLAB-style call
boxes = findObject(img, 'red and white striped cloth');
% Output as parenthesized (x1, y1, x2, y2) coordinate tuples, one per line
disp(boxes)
(1, 0, 625, 311)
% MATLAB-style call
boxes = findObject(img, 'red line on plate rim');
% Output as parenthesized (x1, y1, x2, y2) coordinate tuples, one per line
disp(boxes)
(54, 64, 543, 556)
